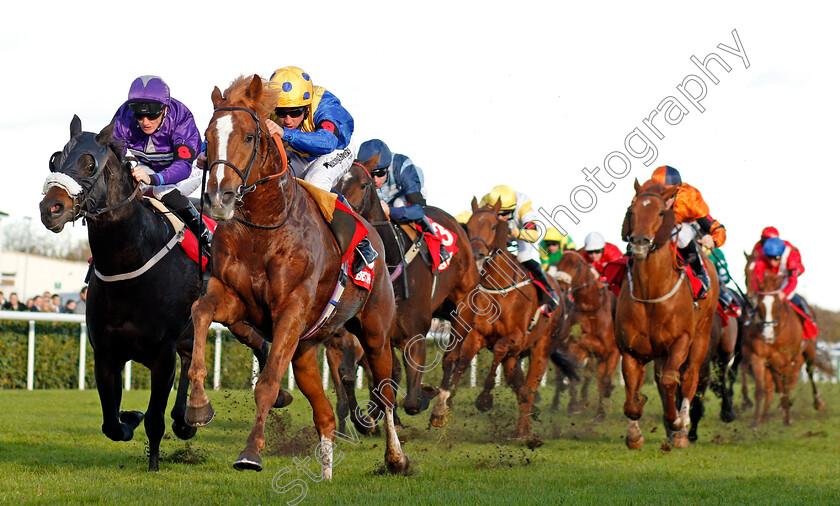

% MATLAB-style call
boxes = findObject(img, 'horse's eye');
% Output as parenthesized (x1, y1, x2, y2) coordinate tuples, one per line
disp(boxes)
(49, 151, 61, 172)
(659, 210, 665, 217)
(245, 133, 255, 143)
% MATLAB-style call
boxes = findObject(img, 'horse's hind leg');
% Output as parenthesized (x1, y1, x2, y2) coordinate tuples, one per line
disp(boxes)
(290, 341, 338, 480)
(145, 349, 178, 472)
(476, 341, 511, 413)
(802, 340, 826, 410)
(94, 354, 143, 445)
(595, 347, 620, 424)
(326, 335, 350, 434)
(431, 329, 483, 427)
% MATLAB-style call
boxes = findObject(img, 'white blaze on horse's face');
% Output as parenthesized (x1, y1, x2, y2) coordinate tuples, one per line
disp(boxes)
(214, 114, 234, 187)
(762, 294, 776, 343)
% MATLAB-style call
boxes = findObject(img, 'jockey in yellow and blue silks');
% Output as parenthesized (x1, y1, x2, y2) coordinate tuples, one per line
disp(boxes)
(480, 185, 559, 310)
(357, 139, 450, 262)
(264, 66, 375, 272)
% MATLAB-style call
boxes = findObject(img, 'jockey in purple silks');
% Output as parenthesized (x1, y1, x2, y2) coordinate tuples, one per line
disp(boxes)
(111, 75, 211, 255)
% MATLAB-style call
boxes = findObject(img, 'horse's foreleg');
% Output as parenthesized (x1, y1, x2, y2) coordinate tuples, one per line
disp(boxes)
(325, 335, 350, 434)
(290, 341, 338, 480)
(228, 321, 293, 409)
(186, 278, 245, 426)
(595, 347, 620, 423)
(234, 307, 306, 472)
(95, 353, 141, 443)
(476, 340, 511, 413)
(170, 332, 197, 441)
(145, 349, 178, 472)
(401, 331, 430, 416)
(621, 351, 647, 449)
(659, 333, 691, 434)
(801, 340, 826, 411)
(514, 335, 552, 439)
(431, 329, 483, 427)
(749, 354, 767, 429)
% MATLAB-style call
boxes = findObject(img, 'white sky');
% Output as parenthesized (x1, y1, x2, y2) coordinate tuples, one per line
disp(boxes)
(2, 1, 837, 309)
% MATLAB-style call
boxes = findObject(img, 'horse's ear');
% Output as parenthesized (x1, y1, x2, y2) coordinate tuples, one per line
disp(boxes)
(633, 178, 642, 194)
(70, 115, 82, 138)
(471, 196, 479, 212)
(245, 75, 262, 100)
(744, 251, 751, 261)
(663, 185, 679, 208)
(95, 122, 114, 145)
(492, 199, 502, 214)
(211, 86, 223, 108)
(364, 154, 380, 172)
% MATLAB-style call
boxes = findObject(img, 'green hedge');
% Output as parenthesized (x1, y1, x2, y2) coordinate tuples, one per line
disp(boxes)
(0, 321, 258, 390)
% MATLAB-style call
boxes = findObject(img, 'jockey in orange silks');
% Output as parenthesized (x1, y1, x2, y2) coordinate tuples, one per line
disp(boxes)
(647, 165, 726, 298)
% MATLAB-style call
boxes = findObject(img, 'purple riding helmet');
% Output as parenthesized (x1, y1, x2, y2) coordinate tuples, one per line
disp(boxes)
(128, 75, 171, 106)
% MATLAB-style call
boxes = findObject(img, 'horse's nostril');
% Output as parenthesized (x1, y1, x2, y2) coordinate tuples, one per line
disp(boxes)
(51, 203, 63, 214)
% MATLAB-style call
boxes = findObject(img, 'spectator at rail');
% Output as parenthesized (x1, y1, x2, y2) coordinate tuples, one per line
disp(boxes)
(63, 299, 77, 313)
(0, 291, 5, 307)
(2, 292, 24, 311)
(73, 286, 87, 314)
(30, 295, 43, 312)
(578, 232, 623, 279)
(50, 294, 63, 313)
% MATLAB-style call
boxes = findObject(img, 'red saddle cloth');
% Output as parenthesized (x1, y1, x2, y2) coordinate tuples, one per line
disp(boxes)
(716, 301, 740, 327)
(335, 197, 370, 264)
(786, 300, 819, 339)
(602, 257, 630, 296)
(413, 217, 459, 272)
(180, 216, 217, 272)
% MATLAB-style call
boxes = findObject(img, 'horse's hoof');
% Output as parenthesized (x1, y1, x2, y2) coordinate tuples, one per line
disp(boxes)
(625, 435, 644, 449)
(688, 431, 698, 443)
(233, 449, 263, 472)
(475, 392, 493, 412)
(720, 410, 736, 423)
(274, 390, 294, 409)
(421, 384, 440, 399)
(567, 403, 583, 416)
(429, 412, 448, 428)
(171, 420, 198, 440)
(386, 453, 410, 475)
(185, 403, 215, 427)
(814, 397, 826, 411)
(741, 400, 754, 411)
(673, 431, 690, 448)
(119, 410, 145, 429)
(352, 416, 377, 436)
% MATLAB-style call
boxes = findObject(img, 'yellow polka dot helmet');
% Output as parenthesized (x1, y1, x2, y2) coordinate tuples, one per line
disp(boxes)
(269, 66, 314, 107)
(479, 185, 517, 211)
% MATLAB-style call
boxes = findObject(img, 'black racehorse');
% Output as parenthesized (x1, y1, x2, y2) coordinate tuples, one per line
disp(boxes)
(39, 116, 273, 471)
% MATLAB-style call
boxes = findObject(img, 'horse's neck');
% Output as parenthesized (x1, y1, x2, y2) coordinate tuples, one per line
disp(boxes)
(484, 251, 527, 286)
(630, 244, 680, 297)
(366, 192, 388, 223)
(87, 197, 167, 268)
(239, 170, 294, 222)
(574, 264, 601, 304)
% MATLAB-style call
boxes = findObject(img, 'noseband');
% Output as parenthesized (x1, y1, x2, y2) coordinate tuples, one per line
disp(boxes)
(207, 106, 268, 200)
(468, 208, 503, 258)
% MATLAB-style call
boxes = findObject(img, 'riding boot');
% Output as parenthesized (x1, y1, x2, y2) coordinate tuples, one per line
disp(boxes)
(678, 241, 709, 299)
(329, 192, 379, 275)
(522, 259, 559, 311)
(162, 191, 213, 258)
(418, 216, 451, 263)
(789, 294, 816, 322)
(719, 286, 741, 316)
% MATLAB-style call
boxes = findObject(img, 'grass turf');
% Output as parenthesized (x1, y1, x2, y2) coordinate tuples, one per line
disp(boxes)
(1, 374, 838, 504)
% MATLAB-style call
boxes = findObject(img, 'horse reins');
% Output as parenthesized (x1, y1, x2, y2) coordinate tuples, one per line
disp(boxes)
(469, 208, 533, 300)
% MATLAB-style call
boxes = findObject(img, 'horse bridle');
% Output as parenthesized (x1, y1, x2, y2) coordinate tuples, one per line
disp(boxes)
(468, 208, 504, 261)
(46, 136, 140, 222)
(565, 260, 605, 313)
(628, 192, 675, 251)
(207, 106, 295, 230)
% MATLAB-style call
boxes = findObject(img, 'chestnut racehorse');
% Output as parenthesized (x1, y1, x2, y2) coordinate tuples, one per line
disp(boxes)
(744, 252, 831, 414)
(184, 75, 408, 475)
(552, 251, 618, 422)
(334, 160, 480, 421)
(616, 180, 718, 449)
(430, 198, 569, 438)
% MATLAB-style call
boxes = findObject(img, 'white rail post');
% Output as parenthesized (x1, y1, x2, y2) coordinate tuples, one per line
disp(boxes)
(356, 366, 363, 389)
(26, 320, 35, 390)
(470, 355, 477, 388)
(495, 364, 501, 386)
(213, 328, 223, 390)
(124, 361, 132, 391)
(78, 323, 87, 390)
(287, 365, 295, 390)
(322, 347, 329, 390)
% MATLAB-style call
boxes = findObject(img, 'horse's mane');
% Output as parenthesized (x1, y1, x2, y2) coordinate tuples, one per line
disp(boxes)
(219, 75, 280, 120)
(639, 179, 667, 195)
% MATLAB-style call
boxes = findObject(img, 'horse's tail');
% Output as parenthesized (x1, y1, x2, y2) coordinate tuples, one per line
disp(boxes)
(550, 349, 580, 382)
(809, 348, 836, 377)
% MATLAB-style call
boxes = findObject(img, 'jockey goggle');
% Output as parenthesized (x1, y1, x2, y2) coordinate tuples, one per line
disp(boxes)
(498, 209, 514, 219)
(544, 241, 560, 247)
(274, 106, 307, 118)
(370, 167, 389, 178)
(587, 248, 605, 255)
(129, 101, 165, 120)
(767, 255, 781, 261)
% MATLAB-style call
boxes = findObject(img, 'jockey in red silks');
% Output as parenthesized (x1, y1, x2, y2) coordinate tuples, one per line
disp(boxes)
(751, 226, 780, 257)
(578, 232, 623, 281)
(752, 237, 817, 325)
